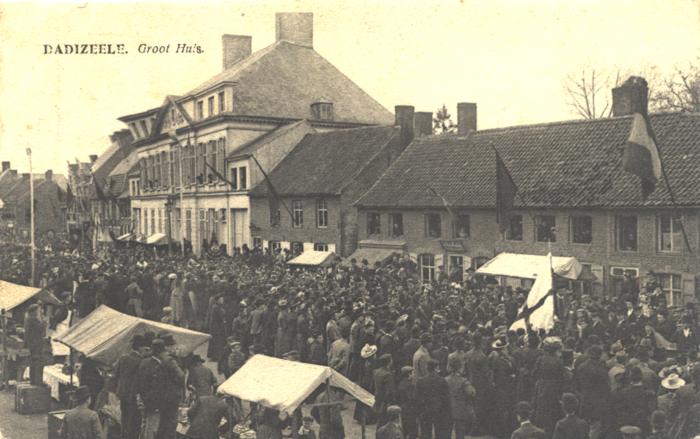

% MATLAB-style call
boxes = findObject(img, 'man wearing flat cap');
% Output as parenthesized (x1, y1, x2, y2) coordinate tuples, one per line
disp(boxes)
(512, 401, 546, 439)
(376, 406, 403, 439)
(60, 386, 105, 439)
(552, 393, 589, 439)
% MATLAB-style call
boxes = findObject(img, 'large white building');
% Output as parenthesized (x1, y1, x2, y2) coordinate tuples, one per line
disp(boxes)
(119, 12, 393, 255)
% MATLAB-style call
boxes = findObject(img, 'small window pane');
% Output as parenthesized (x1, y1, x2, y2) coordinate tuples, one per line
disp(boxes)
(571, 216, 592, 244)
(389, 213, 403, 237)
(425, 213, 441, 238)
(535, 215, 556, 242)
(367, 212, 381, 235)
(617, 215, 638, 251)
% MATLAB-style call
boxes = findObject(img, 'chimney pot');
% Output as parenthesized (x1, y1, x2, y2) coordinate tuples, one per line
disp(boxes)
(45, 169, 53, 181)
(89, 154, 98, 164)
(222, 34, 252, 70)
(1, 161, 10, 172)
(275, 12, 313, 48)
(457, 103, 477, 135)
(414, 112, 433, 137)
(395, 105, 415, 148)
(612, 76, 649, 117)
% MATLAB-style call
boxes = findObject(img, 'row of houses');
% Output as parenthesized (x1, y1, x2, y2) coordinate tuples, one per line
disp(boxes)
(73, 12, 699, 304)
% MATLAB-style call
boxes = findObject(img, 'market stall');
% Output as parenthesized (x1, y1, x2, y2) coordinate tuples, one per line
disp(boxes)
(218, 354, 374, 437)
(54, 305, 210, 366)
(0, 280, 62, 311)
(286, 250, 336, 267)
(475, 252, 582, 280)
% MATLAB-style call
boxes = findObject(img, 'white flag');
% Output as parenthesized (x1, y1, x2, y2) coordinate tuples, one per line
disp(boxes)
(510, 252, 555, 332)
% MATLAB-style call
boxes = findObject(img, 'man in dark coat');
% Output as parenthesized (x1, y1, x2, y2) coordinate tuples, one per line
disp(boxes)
(374, 354, 397, 427)
(464, 332, 495, 435)
(135, 339, 165, 439)
(157, 334, 186, 439)
(60, 385, 105, 439)
(186, 394, 232, 439)
(552, 393, 589, 439)
(574, 345, 610, 439)
(114, 334, 147, 439)
(512, 401, 546, 439)
(617, 367, 655, 435)
(24, 303, 46, 386)
(376, 406, 404, 439)
(415, 359, 450, 439)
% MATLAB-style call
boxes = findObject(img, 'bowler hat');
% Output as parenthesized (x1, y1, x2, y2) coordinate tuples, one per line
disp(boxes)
(159, 333, 176, 346)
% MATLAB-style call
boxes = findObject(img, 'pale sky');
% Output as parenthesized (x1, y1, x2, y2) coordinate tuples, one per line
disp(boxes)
(1, 0, 700, 174)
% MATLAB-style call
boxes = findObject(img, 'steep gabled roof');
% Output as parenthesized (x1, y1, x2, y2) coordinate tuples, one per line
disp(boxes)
(249, 125, 399, 197)
(357, 112, 700, 209)
(227, 120, 313, 160)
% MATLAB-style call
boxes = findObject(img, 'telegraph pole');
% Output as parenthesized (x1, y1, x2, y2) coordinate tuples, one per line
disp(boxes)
(26, 148, 36, 286)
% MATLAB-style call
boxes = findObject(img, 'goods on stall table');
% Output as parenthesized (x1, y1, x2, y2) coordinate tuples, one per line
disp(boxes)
(232, 422, 256, 439)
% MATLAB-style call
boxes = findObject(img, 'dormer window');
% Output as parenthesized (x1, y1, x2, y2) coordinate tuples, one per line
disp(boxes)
(196, 100, 204, 120)
(218, 91, 225, 113)
(311, 101, 334, 121)
(140, 120, 149, 137)
(129, 123, 140, 139)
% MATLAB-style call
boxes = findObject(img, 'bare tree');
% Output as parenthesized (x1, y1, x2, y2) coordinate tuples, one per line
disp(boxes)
(564, 69, 621, 119)
(650, 60, 700, 113)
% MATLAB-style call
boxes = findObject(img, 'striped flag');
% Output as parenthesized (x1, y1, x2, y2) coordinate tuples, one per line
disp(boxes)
(510, 253, 555, 332)
(623, 113, 662, 198)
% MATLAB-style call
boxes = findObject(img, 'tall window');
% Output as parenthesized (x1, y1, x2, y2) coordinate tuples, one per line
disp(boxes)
(316, 199, 328, 228)
(197, 143, 206, 184)
(230, 167, 239, 190)
(140, 158, 147, 191)
(207, 141, 217, 183)
(571, 216, 592, 244)
(196, 100, 204, 119)
(419, 254, 435, 283)
(389, 213, 403, 237)
(292, 200, 303, 228)
(208, 96, 214, 117)
(150, 209, 155, 234)
(425, 213, 441, 238)
(657, 273, 683, 306)
(270, 204, 281, 227)
(143, 209, 149, 235)
(506, 215, 523, 241)
(161, 151, 169, 188)
(154, 154, 162, 188)
(658, 215, 682, 253)
(171, 150, 180, 187)
(218, 91, 225, 113)
(199, 209, 206, 244)
(535, 215, 556, 242)
(367, 212, 381, 235)
(158, 209, 163, 233)
(217, 138, 226, 176)
(174, 208, 181, 240)
(185, 209, 192, 240)
(616, 215, 638, 251)
(239, 166, 247, 189)
(187, 144, 195, 185)
(452, 214, 470, 238)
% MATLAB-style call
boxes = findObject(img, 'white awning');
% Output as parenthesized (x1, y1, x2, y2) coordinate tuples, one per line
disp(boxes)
(286, 251, 335, 267)
(116, 232, 133, 242)
(145, 233, 168, 245)
(217, 354, 374, 415)
(0, 280, 62, 311)
(475, 252, 582, 280)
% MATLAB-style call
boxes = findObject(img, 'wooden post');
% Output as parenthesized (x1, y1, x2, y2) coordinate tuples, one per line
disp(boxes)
(1, 308, 7, 389)
(291, 409, 299, 439)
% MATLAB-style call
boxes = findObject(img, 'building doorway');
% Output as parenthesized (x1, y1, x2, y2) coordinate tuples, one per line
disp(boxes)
(230, 208, 247, 252)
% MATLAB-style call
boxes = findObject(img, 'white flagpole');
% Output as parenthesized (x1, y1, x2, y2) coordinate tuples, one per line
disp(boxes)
(26, 147, 36, 287)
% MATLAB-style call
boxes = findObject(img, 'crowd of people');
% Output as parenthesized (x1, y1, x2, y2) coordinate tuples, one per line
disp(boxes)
(2, 235, 700, 439)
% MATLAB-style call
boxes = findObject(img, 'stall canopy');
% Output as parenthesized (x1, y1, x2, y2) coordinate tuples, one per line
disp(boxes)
(341, 247, 399, 267)
(0, 280, 62, 311)
(286, 251, 335, 267)
(475, 252, 582, 280)
(218, 355, 374, 415)
(145, 233, 168, 245)
(116, 232, 134, 242)
(55, 305, 210, 366)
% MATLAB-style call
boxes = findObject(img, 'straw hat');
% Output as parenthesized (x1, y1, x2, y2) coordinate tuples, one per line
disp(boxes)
(360, 344, 378, 359)
(661, 373, 686, 390)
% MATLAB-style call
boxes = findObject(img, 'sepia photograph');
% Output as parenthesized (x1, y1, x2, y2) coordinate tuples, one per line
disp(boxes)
(1, 1, 700, 438)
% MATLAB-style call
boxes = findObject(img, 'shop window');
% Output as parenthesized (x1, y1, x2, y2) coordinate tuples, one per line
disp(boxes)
(425, 213, 441, 238)
(389, 213, 403, 237)
(535, 215, 556, 242)
(367, 212, 381, 235)
(571, 216, 592, 244)
(419, 254, 435, 283)
(658, 215, 682, 253)
(616, 215, 638, 251)
(452, 214, 470, 238)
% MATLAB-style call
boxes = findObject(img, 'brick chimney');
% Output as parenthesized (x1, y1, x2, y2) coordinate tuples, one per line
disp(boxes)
(9, 170, 17, 177)
(110, 129, 134, 148)
(612, 76, 649, 117)
(45, 169, 53, 182)
(222, 35, 252, 70)
(275, 12, 313, 48)
(457, 102, 477, 135)
(21, 172, 29, 179)
(89, 154, 98, 164)
(395, 105, 415, 148)
(1, 161, 9, 172)
(414, 112, 433, 137)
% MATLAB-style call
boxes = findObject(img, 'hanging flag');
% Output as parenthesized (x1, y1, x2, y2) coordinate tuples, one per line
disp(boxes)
(510, 253, 555, 332)
(495, 150, 517, 233)
(250, 155, 294, 222)
(91, 172, 109, 202)
(623, 113, 663, 198)
(204, 160, 236, 188)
